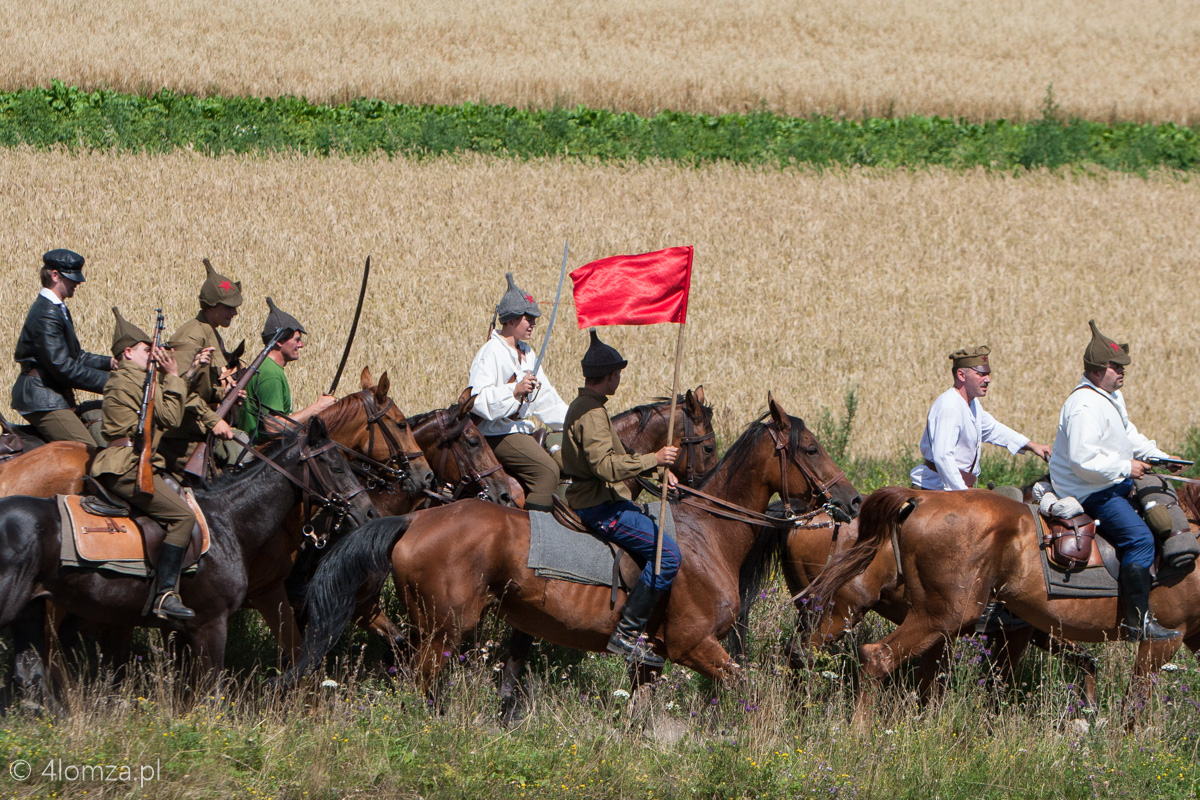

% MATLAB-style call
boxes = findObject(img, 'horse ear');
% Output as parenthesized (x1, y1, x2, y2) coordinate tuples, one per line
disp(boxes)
(376, 371, 390, 399)
(686, 388, 701, 418)
(693, 384, 705, 407)
(456, 387, 475, 417)
(360, 366, 373, 390)
(767, 391, 790, 434)
(307, 414, 329, 444)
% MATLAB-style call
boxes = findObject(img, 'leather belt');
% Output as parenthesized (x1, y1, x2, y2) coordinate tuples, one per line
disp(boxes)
(107, 437, 134, 448)
(923, 459, 977, 488)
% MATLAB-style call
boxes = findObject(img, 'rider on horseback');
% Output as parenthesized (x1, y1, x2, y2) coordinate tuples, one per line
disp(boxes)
(468, 273, 568, 512)
(159, 260, 242, 475)
(1049, 320, 1185, 641)
(91, 309, 200, 621)
(238, 299, 336, 444)
(910, 345, 1051, 494)
(561, 330, 679, 667)
(12, 249, 114, 447)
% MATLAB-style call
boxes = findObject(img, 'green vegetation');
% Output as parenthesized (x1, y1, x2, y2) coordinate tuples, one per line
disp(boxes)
(2, 82, 1199, 171)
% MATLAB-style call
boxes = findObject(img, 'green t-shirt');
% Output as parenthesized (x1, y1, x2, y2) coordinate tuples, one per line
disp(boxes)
(239, 357, 292, 442)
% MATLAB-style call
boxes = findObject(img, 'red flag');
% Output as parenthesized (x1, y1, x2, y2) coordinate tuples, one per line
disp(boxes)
(570, 246, 693, 328)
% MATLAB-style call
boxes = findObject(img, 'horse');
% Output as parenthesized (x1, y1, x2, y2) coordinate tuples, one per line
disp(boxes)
(3, 368, 430, 675)
(284, 394, 861, 711)
(0, 417, 376, 705)
(758, 511, 1099, 706)
(802, 486, 1200, 725)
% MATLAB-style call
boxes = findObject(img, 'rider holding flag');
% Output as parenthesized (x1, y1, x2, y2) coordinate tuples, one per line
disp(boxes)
(468, 272, 568, 512)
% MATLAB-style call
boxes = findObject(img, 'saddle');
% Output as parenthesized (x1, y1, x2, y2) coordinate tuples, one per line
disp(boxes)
(58, 485, 211, 579)
(1037, 511, 1100, 572)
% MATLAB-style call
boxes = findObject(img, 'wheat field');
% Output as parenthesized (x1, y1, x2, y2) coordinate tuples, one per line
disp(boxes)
(5, 0, 1200, 122)
(2, 149, 1199, 457)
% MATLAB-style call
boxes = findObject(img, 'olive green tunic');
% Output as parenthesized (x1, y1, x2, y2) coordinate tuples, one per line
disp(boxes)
(560, 387, 659, 510)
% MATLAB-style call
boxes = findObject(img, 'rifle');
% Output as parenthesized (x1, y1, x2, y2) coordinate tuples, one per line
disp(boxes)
(183, 327, 287, 480)
(135, 309, 166, 496)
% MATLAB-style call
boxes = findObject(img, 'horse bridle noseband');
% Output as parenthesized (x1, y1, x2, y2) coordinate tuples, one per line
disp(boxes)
(427, 408, 504, 503)
(679, 406, 717, 488)
(351, 390, 427, 494)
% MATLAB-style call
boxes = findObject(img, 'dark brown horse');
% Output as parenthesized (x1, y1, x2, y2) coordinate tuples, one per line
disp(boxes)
(286, 395, 861, 705)
(612, 387, 717, 496)
(0, 418, 376, 703)
(803, 487, 1200, 724)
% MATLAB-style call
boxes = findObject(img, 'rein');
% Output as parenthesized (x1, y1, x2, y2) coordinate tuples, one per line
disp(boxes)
(351, 391, 426, 492)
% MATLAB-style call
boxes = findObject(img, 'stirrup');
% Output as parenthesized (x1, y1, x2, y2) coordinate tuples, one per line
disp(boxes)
(153, 590, 196, 621)
(1119, 615, 1180, 642)
(606, 632, 665, 668)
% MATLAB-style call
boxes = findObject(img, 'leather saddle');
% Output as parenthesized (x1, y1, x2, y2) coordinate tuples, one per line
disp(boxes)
(60, 480, 210, 573)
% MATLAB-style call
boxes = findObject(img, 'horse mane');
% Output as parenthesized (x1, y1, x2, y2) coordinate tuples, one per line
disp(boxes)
(618, 394, 714, 436)
(318, 391, 367, 432)
(195, 429, 300, 496)
(409, 404, 468, 435)
(704, 412, 806, 491)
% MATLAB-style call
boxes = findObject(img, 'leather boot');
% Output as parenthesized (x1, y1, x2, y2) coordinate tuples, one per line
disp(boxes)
(1118, 563, 1179, 641)
(607, 579, 665, 667)
(152, 543, 195, 621)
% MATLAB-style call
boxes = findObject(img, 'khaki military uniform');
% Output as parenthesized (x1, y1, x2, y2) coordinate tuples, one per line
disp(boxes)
(159, 314, 230, 474)
(561, 387, 659, 510)
(91, 360, 195, 547)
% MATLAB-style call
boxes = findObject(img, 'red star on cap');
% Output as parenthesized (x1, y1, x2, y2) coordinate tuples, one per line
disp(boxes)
(219, 280, 233, 292)
(982, 356, 988, 363)
(1110, 342, 1120, 350)
(525, 294, 534, 303)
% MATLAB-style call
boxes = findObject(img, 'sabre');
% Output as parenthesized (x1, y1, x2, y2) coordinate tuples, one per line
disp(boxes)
(328, 255, 371, 396)
(516, 241, 568, 417)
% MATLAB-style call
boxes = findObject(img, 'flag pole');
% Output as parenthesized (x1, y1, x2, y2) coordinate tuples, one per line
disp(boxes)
(655, 321, 687, 577)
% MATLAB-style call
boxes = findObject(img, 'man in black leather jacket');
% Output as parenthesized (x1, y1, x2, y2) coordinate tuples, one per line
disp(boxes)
(11, 249, 114, 445)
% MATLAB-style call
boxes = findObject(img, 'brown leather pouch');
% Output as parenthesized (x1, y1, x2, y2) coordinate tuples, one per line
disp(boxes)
(1044, 514, 1096, 570)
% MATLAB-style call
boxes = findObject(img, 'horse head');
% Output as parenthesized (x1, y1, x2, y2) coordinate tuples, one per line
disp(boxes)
(679, 385, 719, 485)
(410, 390, 515, 506)
(766, 393, 861, 522)
(297, 415, 379, 535)
(346, 366, 436, 494)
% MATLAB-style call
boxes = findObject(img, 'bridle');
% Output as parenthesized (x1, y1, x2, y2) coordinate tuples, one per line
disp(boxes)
(421, 408, 505, 504)
(342, 390, 427, 494)
(678, 406, 717, 488)
(762, 422, 848, 521)
(242, 429, 373, 549)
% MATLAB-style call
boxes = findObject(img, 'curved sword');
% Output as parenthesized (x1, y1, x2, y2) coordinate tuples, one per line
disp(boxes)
(517, 241, 568, 416)
(328, 255, 371, 395)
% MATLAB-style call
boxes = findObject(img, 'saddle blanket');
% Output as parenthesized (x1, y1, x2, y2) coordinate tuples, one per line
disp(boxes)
(58, 491, 211, 579)
(527, 502, 675, 588)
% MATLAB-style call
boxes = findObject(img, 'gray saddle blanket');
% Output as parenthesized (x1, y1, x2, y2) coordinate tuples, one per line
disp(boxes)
(527, 502, 675, 587)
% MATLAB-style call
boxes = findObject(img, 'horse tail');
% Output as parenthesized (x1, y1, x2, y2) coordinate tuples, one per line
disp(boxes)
(802, 487, 917, 620)
(283, 515, 412, 685)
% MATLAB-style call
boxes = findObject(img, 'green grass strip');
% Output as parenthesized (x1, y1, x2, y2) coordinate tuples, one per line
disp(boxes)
(2, 81, 1199, 171)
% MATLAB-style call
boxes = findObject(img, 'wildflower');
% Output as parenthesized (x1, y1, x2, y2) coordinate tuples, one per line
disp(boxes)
(612, 689, 631, 701)
(320, 679, 339, 689)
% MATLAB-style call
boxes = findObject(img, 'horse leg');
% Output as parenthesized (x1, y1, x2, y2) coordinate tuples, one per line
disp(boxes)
(1124, 638, 1184, 729)
(915, 637, 950, 706)
(246, 584, 302, 668)
(7, 599, 54, 715)
(351, 587, 410, 660)
(1030, 630, 1099, 711)
(499, 630, 534, 726)
(855, 617, 946, 730)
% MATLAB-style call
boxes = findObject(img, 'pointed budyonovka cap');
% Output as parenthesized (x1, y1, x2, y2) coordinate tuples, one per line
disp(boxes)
(581, 329, 628, 378)
(43, 249, 86, 282)
(950, 345, 991, 373)
(1083, 319, 1130, 370)
(199, 258, 243, 308)
(495, 272, 541, 323)
(262, 297, 305, 344)
(111, 307, 151, 358)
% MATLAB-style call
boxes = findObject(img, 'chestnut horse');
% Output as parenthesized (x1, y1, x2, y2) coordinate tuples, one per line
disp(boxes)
(0, 418, 376, 704)
(286, 395, 861, 704)
(803, 487, 1200, 723)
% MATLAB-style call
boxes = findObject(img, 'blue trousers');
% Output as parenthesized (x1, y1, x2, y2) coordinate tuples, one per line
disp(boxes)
(577, 500, 680, 591)
(1081, 479, 1155, 568)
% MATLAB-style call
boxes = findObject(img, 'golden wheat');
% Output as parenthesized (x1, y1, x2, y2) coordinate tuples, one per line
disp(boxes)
(4, 0, 1200, 122)
(2, 149, 1199, 457)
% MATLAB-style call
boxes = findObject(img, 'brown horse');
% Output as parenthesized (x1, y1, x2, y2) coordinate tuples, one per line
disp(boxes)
(0, 418, 376, 704)
(5, 368, 433, 671)
(612, 387, 717, 496)
(759, 511, 1099, 706)
(803, 486, 1200, 723)
(286, 395, 861, 705)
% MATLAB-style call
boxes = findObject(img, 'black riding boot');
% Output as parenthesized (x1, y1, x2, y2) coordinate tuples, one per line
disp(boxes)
(152, 543, 196, 621)
(1118, 563, 1179, 641)
(607, 579, 666, 668)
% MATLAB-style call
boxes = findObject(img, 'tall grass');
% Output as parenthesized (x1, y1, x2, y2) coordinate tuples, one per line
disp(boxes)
(3, 150, 1198, 458)
(5, 0, 1200, 123)
(2, 593, 1198, 798)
